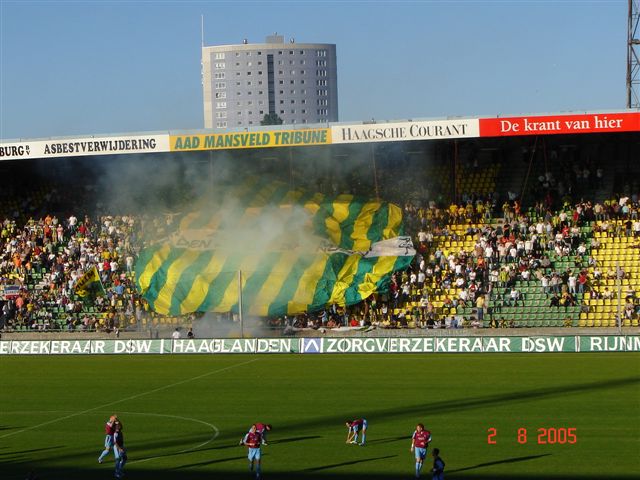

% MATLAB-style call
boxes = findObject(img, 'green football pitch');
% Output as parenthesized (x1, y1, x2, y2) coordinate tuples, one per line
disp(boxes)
(1, 353, 638, 480)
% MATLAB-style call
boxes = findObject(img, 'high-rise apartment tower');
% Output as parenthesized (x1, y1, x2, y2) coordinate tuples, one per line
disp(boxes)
(202, 34, 338, 130)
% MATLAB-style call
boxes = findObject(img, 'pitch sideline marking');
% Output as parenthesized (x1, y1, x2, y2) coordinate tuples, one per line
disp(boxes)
(0, 358, 258, 439)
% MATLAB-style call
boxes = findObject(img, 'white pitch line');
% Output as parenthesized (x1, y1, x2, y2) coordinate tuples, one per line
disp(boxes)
(3, 410, 220, 465)
(118, 411, 220, 465)
(0, 358, 259, 439)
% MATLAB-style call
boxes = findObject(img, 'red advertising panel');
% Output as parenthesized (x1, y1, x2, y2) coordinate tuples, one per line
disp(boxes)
(480, 112, 640, 137)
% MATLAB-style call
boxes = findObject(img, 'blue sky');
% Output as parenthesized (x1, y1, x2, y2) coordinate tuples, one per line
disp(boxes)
(0, 0, 629, 140)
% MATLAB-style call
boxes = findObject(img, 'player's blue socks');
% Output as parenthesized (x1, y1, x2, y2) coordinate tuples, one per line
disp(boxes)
(255, 463, 262, 478)
(415, 461, 422, 477)
(360, 432, 366, 444)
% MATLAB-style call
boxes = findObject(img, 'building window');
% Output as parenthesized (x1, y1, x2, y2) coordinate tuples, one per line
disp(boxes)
(246, 51, 251, 56)
(301, 80, 305, 84)
(236, 81, 241, 86)
(216, 111, 227, 118)
(300, 60, 305, 65)
(258, 90, 263, 95)
(214, 72, 226, 79)
(235, 62, 241, 67)
(278, 51, 282, 55)
(235, 52, 240, 57)
(216, 101, 227, 109)
(316, 50, 327, 57)
(247, 62, 252, 66)
(215, 92, 226, 99)
(300, 50, 304, 55)
(258, 51, 262, 55)
(247, 81, 252, 86)
(279, 90, 284, 94)
(302, 109, 306, 114)
(280, 109, 285, 114)
(278, 70, 283, 75)
(215, 52, 225, 59)
(216, 121, 227, 128)
(215, 62, 225, 69)
(258, 71, 263, 75)
(279, 80, 284, 84)
(258, 61, 263, 65)
(301, 99, 306, 104)
(302, 119, 307, 123)
(290, 70, 295, 75)
(247, 71, 252, 75)
(316, 60, 327, 67)
(215, 82, 226, 89)
(280, 100, 284, 104)
(259, 110, 264, 114)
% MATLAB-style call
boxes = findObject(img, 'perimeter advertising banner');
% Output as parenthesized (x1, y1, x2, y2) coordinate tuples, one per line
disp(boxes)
(331, 118, 480, 144)
(2, 111, 638, 161)
(169, 128, 331, 151)
(479, 111, 640, 137)
(1, 336, 638, 355)
(0, 135, 171, 161)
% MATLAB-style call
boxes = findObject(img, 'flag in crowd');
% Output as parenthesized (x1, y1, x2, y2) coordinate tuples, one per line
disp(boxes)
(74, 266, 107, 299)
(134, 180, 415, 316)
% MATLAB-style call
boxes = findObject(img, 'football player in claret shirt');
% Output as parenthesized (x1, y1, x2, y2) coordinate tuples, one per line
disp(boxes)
(254, 423, 272, 445)
(410, 423, 432, 478)
(345, 418, 368, 445)
(242, 424, 263, 479)
(98, 415, 117, 464)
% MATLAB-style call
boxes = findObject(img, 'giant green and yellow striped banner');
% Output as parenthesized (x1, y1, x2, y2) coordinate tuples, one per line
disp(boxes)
(135, 183, 414, 316)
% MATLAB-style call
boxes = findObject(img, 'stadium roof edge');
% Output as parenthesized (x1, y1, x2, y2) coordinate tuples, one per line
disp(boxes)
(1, 108, 637, 144)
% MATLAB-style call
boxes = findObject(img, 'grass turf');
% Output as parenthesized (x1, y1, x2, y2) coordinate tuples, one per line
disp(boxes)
(0, 353, 638, 479)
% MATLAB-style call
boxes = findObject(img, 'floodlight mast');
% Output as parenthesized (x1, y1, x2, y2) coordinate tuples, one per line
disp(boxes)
(627, 0, 640, 109)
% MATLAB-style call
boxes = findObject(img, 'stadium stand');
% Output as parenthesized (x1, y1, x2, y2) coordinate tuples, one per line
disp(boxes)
(1, 135, 639, 332)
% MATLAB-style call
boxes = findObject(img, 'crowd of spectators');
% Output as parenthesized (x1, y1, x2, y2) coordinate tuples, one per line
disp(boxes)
(3, 158, 640, 332)
(0, 213, 153, 332)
